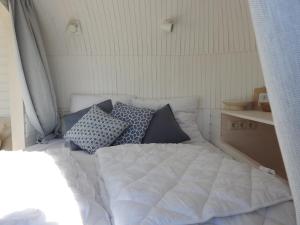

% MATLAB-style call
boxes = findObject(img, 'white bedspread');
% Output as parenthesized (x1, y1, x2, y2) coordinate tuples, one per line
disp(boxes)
(0, 147, 110, 225)
(96, 144, 293, 225)
(0, 140, 295, 225)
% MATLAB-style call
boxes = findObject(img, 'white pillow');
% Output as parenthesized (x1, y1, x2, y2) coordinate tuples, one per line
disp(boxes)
(70, 94, 134, 113)
(175, 111, 206, 144)
(131, 97, 206, 144)
(132, 96, 198, 113)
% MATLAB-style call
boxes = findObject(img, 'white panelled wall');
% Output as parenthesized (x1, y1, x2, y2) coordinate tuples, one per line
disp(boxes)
(0, 8, 10, 117)
(32, 0, 265, 144)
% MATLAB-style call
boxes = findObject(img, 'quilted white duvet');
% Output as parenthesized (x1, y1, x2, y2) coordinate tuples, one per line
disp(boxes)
(0, 148, 110, 225)
(96, 144, 294, 225)
(0, 141, 296, 225)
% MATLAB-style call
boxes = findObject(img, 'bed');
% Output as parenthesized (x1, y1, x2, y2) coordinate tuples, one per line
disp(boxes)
(0, 95, 296, 225)
(13, 139, 294, 225)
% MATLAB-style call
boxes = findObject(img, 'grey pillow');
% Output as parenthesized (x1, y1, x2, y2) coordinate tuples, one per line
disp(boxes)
(61, 99, 113, 135)
(61, 99, 113, 150)
(142, 104, 190, 144)
(111, 102, 154, 145)
(64, 140, 82, 151)
(64, 105, 128, 154)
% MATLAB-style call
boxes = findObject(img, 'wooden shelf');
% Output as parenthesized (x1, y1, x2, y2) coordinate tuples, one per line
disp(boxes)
(221, 110, 273, 126)
(221, 110, 287, 179)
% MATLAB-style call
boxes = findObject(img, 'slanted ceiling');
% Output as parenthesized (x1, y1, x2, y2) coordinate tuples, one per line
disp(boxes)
(34, 0, 257, 55)
(32, 0, 264, 142)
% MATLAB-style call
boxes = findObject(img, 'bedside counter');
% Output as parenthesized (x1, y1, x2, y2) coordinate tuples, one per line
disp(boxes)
(220, 110, 287, 179)
(222, 110, 273, 125)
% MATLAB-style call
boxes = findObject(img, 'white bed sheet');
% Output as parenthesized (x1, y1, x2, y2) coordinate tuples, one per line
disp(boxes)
(2, 141, 110, 225)
(71, 147, 111, 213)
(27, 139, 106, 207)
(26, 139, 112, 222)
(25, 139, 295, 225)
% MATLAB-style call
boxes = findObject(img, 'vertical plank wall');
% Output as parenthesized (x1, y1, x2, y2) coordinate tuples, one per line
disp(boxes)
(32, 0, 265, 145)
(0, 9, 10, 117)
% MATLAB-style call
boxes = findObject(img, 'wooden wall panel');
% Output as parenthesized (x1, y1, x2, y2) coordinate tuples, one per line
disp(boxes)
(47, 53, 264, 111)
(33, 0, 258, 56)
(32, 0, 265, 142)
(0, 11, 10, 117)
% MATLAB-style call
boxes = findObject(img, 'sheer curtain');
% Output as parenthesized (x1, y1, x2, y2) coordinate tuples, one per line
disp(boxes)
(9, 0, 59, 142)
(248, 0, 300, 223)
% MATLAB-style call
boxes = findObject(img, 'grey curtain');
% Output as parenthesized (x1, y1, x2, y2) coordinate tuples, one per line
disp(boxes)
(0, 0, 8, 9)
(9, 0, 59, 142)
(248, 0, 300, 224)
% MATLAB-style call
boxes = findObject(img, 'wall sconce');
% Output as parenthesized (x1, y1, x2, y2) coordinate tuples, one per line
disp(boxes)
(66, 19, 82, 34)
(160, 19, 174, 33)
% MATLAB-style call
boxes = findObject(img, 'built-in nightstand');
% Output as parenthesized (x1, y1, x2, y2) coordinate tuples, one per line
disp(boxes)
(221, 110, 287, 179)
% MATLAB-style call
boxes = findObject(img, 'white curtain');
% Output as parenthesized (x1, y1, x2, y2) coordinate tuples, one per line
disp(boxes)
(248, 0, 300, 224)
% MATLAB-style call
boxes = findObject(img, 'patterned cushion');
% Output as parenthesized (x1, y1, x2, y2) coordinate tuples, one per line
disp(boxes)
(61, 99, 113, 151)
(64, 105, 128, 154)
(111, 102, 154, 145)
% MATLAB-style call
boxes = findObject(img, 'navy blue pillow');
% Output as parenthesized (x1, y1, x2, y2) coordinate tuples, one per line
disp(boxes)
(142, 104, 190, 144)
(62, 99, 113, 150)
(64, 140, 82, 151)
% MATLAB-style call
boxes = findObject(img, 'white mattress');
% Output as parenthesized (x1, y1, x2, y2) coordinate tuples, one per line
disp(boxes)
(25, 139, 296, 225)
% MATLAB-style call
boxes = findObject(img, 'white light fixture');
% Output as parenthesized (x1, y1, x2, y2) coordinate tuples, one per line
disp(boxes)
(160, 19, 174, 33)
(66, 19, 81, 34)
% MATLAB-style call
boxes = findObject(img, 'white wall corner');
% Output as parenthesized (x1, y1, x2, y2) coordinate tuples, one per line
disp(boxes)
(2, 3, 26, 150)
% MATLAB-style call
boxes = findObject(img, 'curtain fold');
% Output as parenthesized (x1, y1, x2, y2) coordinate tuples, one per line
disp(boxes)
(0, 0, 8, 9)
(9, 0, 59, 142)
(248, 0, 300, 224)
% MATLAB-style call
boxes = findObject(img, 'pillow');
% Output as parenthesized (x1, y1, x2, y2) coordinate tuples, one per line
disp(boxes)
(142, 104, 190, 144)
(61, 99, 113, 135)
(64, 140, 82, 151)
(176, 112, 206, 144)
(64, 105, 128, 154)
(70, 94, 133, 113)
(111, 102, 154, 145)
(131, 97, 206, 144)
(62, 99, 113, 150)
(131, 96, 199, 113)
